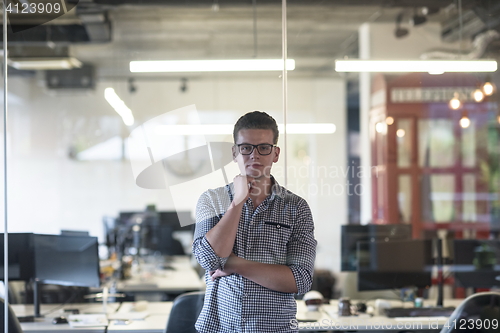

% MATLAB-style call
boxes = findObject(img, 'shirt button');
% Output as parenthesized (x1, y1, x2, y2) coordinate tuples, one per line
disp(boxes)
(276, 224, 281, 229)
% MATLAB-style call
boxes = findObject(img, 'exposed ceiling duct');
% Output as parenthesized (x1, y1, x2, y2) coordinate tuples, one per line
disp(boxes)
(421, 29, 500, 60)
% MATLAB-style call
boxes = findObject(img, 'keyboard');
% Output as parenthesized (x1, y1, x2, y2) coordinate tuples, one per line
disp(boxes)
(385, 307, 455, 318)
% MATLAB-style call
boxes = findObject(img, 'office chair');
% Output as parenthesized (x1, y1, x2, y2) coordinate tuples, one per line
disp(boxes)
(0, 297, 23, 333)
(440, 291, 500, 333)
(164, 291, 205, 333)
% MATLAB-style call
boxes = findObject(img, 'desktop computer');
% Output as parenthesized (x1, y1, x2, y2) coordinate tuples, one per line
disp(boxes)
(341, 224, 412, 272)
(452, 239, 500, 288)
(356, 239, 433, 291)
(0, 233, 101, 318)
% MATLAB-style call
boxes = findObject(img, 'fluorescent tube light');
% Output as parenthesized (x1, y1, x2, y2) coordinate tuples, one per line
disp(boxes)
(8, 57, 82, 70)
(335, 60, 497, 73)
(278, 123, 336, 134)
(130, 59, 295, 73)
(154, 123, 335, 135)
(104, 88, 135, 126)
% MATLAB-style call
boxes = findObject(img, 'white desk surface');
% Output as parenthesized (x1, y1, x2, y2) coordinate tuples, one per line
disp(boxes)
(14, 299, 464, 332)
(15, 303, 121, 333)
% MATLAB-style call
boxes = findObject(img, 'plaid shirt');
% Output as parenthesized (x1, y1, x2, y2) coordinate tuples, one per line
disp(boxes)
(193, 178, 317, 333)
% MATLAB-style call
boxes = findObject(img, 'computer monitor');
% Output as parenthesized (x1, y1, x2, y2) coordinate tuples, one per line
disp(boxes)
(0, 233, 35, 281)
(452, 240, 500, 288)
(33, 234, 100, 288)
(341, 224, 412, 271)
(60, 230, 90, 237)
(159, 211, 194, 231)
(119, 210, 194, 230)
(0, 233, 100, 318)
(116, 210, 192, 255)
(357, 239, 433, 291)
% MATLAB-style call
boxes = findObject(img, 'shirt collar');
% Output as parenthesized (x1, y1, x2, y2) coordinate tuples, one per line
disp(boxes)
(269, 176, 285, 201)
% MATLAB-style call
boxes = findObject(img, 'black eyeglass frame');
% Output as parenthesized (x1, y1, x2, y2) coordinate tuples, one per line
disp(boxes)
(235, 143, 277, 156)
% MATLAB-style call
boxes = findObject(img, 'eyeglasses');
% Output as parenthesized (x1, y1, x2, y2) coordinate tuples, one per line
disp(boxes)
(236, 143, 276, 156)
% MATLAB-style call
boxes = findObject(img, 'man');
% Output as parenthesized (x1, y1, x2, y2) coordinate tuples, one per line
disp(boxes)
(193, 111, 317, 333)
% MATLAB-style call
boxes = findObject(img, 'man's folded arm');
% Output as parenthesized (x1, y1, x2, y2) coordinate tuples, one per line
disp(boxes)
(192, 192, 231, 272)
(221, 200, 316, 294)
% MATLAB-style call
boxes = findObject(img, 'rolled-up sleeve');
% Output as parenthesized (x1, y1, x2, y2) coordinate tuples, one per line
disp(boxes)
(192, 190, 230, 272)
(286, 199, 317, 295)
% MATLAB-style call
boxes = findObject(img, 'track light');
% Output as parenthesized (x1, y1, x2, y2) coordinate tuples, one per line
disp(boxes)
(410, 14, 427, 26)
(180, 78, 188, 93)
(395, 13, 409, 38)
(422, 7, 439, 16)
(128, 78, 137, 94)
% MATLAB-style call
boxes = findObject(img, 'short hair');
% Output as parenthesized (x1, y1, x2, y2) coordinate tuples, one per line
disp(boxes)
(233, 111, 279, 144)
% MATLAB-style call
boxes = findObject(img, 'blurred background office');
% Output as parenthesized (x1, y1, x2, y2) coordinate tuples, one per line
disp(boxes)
(1, 0, 500, 302)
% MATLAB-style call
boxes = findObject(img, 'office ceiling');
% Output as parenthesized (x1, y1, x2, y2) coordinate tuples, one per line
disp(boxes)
(3, 0, 500, 79)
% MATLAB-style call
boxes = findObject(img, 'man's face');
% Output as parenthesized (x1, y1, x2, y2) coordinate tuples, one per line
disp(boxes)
(233, 128, 280, 179)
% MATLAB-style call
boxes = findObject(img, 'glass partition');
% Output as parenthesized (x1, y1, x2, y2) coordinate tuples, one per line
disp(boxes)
(2, 0, 500, 311)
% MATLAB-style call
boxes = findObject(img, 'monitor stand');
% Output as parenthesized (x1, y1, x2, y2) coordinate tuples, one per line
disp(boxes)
(16, 280, 42, 322)
(33, 280, 43, 317)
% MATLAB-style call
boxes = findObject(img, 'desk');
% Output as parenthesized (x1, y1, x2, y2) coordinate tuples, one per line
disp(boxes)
(15, 303, 120, 333)
(297, 299, 462, 332)
(15, 299, 463, 333)
(97, 256, 204, 300)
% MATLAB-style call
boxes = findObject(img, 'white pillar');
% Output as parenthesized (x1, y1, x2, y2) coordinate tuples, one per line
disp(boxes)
(359, 23, 372, 225)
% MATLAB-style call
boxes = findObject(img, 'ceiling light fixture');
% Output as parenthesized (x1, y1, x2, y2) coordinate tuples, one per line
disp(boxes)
(483, 81, 496, 96)
(375, 122, 387, 134)
(422, 7, 440, 15)
(410, 15, 427, 26)
(472, 88, 485, 102)
(130, 59, 295, 73)
(104, 88, 135, 126)
(449, 92, 462, 110)
(460, 112, 471, 128)
(335, 60, 497, 73)
(8, 57, 82, 70)
(394, 13, 409, 38)
(153, 123, 335, 136)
